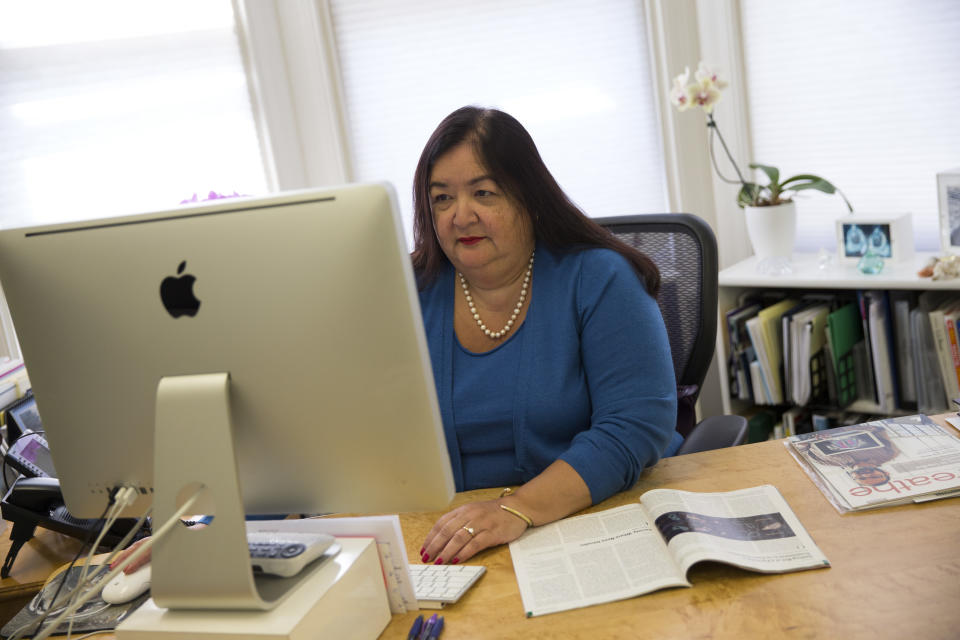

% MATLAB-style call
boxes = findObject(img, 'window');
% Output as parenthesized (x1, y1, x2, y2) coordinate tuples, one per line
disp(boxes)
(740, 0, 960, 252)
(0, 1, 267, 228)
(328, 0, 667, 245)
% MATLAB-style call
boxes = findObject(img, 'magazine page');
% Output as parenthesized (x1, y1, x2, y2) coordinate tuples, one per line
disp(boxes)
(785, 414, 960, 512)
(507, 503, 688, 617)
(640, 485, 830, 575)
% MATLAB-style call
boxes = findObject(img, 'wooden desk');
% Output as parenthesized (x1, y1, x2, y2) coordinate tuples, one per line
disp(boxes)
(4, 419, 959, 639)
(381, 418, 960, 640)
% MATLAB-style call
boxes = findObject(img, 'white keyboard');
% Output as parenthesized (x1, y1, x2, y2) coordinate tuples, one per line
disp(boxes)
(408, 563, 486, 608)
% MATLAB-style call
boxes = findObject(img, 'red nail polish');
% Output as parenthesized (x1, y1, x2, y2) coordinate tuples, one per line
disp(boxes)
(422, 553, 430, 563)
(419, 547, 425, 556)
(451, 557, 459, 565)
(434, 557, 443, 565)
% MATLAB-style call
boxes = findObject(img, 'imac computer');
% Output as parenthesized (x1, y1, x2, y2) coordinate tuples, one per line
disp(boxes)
(0, 183, 455, 620)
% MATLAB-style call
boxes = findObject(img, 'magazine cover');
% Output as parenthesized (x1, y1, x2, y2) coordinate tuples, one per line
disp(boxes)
(785, 414, 960, 512)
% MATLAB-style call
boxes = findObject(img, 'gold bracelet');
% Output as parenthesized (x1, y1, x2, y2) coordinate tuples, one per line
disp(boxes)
(499, 487, 514, 498)
(500, 504, 534, 527)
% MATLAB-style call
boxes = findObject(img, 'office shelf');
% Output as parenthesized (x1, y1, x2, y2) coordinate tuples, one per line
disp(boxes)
(716, 251, 960, 416)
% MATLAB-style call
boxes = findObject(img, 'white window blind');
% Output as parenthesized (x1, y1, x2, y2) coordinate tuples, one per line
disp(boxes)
(740, 0, 960, 253)
(328, 0, 666, 246)
(0, 1, 267, 228)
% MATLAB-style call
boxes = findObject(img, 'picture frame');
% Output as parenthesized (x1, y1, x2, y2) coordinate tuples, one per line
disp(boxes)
(835, 213, 914, 263)
(938, 168, 960, 254)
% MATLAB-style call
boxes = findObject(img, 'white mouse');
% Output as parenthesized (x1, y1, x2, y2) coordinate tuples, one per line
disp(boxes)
(101, 564, 152, 605)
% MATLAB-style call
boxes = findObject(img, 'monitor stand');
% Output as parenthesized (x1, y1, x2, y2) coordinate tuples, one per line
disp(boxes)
(117, 537, 390, 639)
(117, 373, 390, 638)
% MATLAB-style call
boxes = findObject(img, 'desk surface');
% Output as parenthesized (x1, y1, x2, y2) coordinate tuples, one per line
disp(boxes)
(380, 416, 960, 640)
(3, 418, 959, 639)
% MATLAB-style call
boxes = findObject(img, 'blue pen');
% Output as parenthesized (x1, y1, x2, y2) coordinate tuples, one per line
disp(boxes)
(428, 615, 444, 639)
(406, 615, 423, 640)
(417, 613, 438, 640)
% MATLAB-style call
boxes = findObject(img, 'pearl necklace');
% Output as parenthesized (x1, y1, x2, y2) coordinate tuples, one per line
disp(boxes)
(458, 251, 535, 340)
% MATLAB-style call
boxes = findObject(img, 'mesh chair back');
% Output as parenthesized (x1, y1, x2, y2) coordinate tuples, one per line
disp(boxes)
(595, 214, 718, 396)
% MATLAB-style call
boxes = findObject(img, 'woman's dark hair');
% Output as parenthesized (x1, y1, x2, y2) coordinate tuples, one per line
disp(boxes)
(411, 106, 660, 295)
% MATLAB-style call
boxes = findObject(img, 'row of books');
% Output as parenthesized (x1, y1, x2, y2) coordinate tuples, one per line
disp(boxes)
(726, 289, 960, 416)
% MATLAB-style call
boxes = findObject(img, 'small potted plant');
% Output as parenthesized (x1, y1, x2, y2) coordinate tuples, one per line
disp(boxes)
(670, 63, 852, 269)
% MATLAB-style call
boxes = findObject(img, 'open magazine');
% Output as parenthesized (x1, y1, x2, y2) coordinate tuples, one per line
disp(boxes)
(785, 414, 960, 513)
(508, 485, 828, 617)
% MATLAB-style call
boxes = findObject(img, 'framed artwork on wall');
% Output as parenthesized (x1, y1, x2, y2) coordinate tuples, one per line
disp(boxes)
(938, 169, 960, 254)
(835, 213, 914, 263)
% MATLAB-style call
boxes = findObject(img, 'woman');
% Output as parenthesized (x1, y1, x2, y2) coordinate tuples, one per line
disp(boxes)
(113, 106, 679, 575)
(414, 106, 680, 567)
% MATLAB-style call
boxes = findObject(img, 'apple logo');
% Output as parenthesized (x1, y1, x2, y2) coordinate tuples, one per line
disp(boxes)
(160, 261, 201, 318)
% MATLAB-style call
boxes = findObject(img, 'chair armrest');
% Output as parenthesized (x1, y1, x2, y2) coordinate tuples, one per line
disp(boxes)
(674, 414, 748, 456)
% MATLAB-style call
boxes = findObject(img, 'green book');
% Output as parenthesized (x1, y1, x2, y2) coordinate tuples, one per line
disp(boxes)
(826, 303, 864, 406)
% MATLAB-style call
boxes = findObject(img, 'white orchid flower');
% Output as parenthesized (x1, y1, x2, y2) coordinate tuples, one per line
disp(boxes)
(666, 61, 850, 211)
(695, 62, 728, 90)
(669, 66, 692, 111)
(690, 77, 721, 114)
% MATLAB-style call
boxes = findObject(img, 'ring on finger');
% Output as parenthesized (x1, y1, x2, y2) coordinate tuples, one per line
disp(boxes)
(461, 525, 476, 537)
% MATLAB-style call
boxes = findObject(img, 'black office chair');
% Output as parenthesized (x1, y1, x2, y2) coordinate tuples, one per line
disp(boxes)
(596, 214, 747, 455)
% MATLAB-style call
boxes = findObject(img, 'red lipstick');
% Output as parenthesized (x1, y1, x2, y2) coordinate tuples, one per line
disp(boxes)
(458, 236, 483, 245)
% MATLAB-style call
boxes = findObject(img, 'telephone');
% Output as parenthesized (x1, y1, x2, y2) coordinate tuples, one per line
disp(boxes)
(6, 431, 56, 478)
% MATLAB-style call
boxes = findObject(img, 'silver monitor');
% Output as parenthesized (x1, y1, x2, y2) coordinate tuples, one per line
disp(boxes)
(0, 183, 454, 523)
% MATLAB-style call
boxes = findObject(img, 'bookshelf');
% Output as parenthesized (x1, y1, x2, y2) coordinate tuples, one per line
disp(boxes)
(717, 251, 960, 418)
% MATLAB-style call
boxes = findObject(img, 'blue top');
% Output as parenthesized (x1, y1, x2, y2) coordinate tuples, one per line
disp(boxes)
(419, 242, 680, 504)
(452, 324, 525, 489)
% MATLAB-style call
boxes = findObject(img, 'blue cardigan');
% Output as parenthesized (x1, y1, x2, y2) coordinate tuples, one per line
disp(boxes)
(418, 243, 679, 504)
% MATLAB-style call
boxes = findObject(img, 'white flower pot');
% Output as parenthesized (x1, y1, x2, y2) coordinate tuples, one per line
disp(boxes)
(744, 201, 797, 261)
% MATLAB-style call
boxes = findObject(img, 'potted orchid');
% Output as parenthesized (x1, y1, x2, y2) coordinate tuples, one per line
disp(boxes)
(670, 63, 852, 265)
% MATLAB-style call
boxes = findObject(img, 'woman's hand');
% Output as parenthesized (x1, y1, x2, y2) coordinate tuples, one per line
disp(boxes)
(420, 499, 529, 565)
(421, 461, 592, 564)
(110, 536, 152, 574)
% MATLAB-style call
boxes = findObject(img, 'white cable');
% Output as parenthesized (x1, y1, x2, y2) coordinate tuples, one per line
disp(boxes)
(67, 499, 122, 638)
(77, 491, 127, 589)
(36, 494, 127, 640)
(77, 487, 137, 583)
(30, 490, 202, 640)
(33, 493, 191, 640)
(67, 487, 138, 638)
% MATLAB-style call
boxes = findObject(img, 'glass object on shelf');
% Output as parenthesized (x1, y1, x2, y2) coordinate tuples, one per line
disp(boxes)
(817, 247, 833, 270)
(755, 256, 794, 276)
(857, 245, 885, 274)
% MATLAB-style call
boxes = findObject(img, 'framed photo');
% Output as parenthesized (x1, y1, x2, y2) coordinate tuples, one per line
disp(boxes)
(835, 213, 914, 263)
(938, 169, 960, 254)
